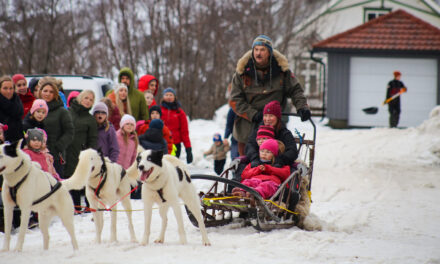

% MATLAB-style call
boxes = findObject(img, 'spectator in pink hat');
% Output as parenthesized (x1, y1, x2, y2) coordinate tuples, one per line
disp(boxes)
(23, 99, 48, 132)
(233, 139, 290, 199)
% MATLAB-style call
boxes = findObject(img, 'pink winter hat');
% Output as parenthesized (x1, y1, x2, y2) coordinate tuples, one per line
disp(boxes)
(260, 139, 279, 156)
(12, 74, 26, 84)
(120, 114, 136, 128)
(30, 99, 49, 116)
(263, 100, 281, 120)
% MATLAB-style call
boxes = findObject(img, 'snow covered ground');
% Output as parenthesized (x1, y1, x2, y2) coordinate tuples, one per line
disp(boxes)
(1, 105, 440, 264)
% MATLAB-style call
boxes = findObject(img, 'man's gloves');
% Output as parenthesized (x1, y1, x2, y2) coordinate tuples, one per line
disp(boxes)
(252, 111, 263, 123)
(297, 108, 311, 122)
(186, 147, 193, 164)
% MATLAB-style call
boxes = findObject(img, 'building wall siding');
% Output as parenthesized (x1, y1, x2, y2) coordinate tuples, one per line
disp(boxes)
(327, 53, 350, 120)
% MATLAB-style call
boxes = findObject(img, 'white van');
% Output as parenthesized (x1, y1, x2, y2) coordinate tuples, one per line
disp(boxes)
(25, 74, 114, 106)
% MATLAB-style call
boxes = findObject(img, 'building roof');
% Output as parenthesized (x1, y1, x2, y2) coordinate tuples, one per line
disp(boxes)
(312, 9, 440, 52)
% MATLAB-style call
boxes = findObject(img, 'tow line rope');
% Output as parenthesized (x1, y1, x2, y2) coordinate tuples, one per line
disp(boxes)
(74, 178, 141, 213)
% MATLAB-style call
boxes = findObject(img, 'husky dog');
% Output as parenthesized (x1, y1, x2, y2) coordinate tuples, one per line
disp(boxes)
(63, 148, 139, 243)
(134, 149, 210, 246)
(0, 140, 78, 251)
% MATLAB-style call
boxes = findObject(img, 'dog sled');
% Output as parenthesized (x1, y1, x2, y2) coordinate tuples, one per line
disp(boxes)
(186, 114, 315, 231)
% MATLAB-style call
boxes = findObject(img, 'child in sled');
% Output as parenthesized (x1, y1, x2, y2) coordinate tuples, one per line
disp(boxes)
(232, 139, 290, 199)
(203, 133, 230, 175)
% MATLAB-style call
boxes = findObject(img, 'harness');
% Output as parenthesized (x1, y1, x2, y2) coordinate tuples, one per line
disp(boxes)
(89, 156, 108, 199)
(8, 159, 61, 206)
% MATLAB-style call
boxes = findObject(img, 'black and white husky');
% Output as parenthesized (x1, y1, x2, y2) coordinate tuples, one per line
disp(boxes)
(0, 140, 78, 251)
(133, 149, 210, 246)
(64, 148, 139, 243)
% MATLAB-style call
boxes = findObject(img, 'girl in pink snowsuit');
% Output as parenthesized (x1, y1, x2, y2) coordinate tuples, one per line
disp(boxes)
(236, 139, 290, 199)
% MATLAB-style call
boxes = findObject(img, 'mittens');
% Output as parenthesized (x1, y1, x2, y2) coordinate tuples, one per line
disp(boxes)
(186, 147, 193, 164)
(297, 108, 311, 122)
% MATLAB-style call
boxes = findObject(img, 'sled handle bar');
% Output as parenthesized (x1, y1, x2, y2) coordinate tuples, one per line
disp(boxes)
(191, 174, 281, 222)
(281, 113, 316, 144)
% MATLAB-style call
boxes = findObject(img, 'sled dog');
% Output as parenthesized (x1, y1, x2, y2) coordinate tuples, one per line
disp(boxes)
(0, 140, 78, 251)
(63, 148, 139, 243)
(134, 149, 210, 246)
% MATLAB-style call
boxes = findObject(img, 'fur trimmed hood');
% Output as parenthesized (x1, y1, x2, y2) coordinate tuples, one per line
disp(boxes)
(236, 49, 289, 75)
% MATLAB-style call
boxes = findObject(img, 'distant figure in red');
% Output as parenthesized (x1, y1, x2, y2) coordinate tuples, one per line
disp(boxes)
(386, 71, 407, 128)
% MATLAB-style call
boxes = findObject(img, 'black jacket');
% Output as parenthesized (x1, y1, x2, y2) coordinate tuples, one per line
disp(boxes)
(0, 93, 24, 142)
(139, 128, 168, 154)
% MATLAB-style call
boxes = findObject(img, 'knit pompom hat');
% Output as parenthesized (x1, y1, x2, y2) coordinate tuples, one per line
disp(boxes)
(263, 100, 281, 120)
(162, 87, 176, 97)
(92, 102, 109, 115)
(213, 133, 222, 142)
(30, 99, 49, 116)
(26, 128, 44, 142)
(149, 119, 164, 130)
(252, 35, 273, 54)
(120, 114, 136, 128)
(256, 125, 275, 139)
(260, 138, 279, 157)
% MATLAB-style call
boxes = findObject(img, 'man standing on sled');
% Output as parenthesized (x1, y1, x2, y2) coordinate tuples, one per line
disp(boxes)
(229, 34, 311, 156)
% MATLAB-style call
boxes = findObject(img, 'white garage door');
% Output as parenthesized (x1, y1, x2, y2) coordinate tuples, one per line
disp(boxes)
(349, 57, 437, 127)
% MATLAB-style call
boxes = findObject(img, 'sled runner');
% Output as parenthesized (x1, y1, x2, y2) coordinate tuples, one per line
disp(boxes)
(186, 114, 315, 231)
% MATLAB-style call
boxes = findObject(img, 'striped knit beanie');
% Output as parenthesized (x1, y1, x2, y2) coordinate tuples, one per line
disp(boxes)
(256, 125, 275, 140)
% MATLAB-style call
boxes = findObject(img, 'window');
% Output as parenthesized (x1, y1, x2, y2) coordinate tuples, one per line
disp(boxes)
(364, 7, 391, 22)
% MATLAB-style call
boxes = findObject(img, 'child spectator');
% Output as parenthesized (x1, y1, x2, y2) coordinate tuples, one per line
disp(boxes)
(0, 123, 7, 143)
(233, 139, 290, 199)
(138, 74, 159, 107)
(117, 114, 140, 199)
(23, 99, 48, 132)
(160, 87, 193, 163)
(93, 102, 119, 162)
(144, 90, 155, 109)
(139, 119, 168, 154)
(203, 133, 230, 175)
(12, 74, 35, 119)
(136, 105, 174, 154)
(23, 128, 62, 181)
(101, 97, 121, 131)
(117, 114, 138, 169)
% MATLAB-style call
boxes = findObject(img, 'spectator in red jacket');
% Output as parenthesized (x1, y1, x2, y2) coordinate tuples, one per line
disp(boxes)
(13, 74, 35, 119)
(138, 74, 159, 107)
(160, 87, 193, 163)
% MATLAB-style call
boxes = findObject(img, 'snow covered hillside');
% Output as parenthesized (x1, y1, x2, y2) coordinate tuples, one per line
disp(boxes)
(1, 105, 440, 264)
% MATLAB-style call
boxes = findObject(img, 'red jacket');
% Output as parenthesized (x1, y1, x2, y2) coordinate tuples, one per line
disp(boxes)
(241, 163, 290, 185)
(136, 119, 174, 154)
(19, 90, 35, 119)
(160, 104, 191, 148)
